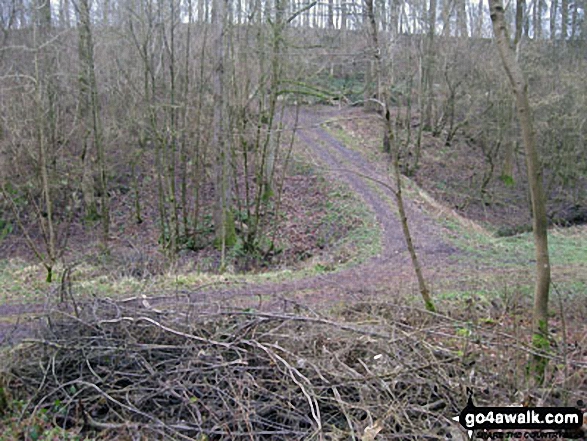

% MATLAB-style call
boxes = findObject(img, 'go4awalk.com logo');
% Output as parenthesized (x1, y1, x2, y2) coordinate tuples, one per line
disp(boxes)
(453, 393, 585, 439)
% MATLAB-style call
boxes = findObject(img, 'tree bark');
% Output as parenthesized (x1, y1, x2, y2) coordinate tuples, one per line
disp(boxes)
(365, 0, 436, 313)
(212, 0, 235, 267)
(514, 0, 524, 45)
(476, 0, 484, 37)
(77, 0, 109, 245)
(550, 0, 558, 39)
(561, 0, 568, 39)
(456, 0, 467, 36)
(488, 0, 551, 384)
(441, 0, 452, 36)
(423, 0, 436, 128)
(328, 0, 334, 27)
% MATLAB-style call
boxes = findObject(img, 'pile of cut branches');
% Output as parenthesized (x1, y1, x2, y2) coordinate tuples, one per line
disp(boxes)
(1, 300, 470, 440)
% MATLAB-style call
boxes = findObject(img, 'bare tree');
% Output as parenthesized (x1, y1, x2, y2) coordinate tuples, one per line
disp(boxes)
(550, 0, 558, 38)
(488, 0, 551, 384)
(365, 0, 436, 312)
(561, 0, 568, 38)
(212, 0, 236, 267)
(76, 0, 109, 247)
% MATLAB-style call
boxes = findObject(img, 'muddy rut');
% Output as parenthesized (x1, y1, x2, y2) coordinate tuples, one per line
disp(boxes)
(185, 107, 464, 306)
(0, 107, 464, 343)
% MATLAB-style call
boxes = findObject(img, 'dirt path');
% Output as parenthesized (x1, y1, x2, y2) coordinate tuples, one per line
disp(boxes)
(180, 107, 465, 306)
(0, 107, 465, 343)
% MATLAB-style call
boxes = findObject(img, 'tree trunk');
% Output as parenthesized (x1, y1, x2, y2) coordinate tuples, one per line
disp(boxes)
(488, 0, 551, 385)
(550, 0, 557, 39)
(456, 0, 467, 36)
(569, 0, 577, 38)
(60, 0, 70, 27)
(515, 0, 524, 45)
(212, 0, 235, 267)
(328, 0, 334, 27)
(389, 0, 399, 35)
(77, 0, 109, 245)
(533, 0, 542, 38)
(365, 0, 436, 313)
(441, 0, 452, 36)
(77, 0, 96, 221)
(423, 0, 436, 128)
(476, 0, 484, 37)
(34, 6, 56, 282)
(561, 0, 568, 39)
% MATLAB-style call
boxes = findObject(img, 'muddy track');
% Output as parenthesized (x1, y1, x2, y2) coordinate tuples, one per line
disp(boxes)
(0, 107, 464, 344)
(177, 107, 463, 306)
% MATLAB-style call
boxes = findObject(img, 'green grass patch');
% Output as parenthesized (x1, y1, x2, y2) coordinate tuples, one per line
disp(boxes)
(443, 219, 587, 268)
(0, 259, 50, 304)
(313, 179, 381, 268)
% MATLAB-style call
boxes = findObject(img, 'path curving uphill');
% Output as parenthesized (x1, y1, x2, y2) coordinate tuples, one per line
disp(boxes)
(0, 107, 464, 343)
(183, 106, 463, 307)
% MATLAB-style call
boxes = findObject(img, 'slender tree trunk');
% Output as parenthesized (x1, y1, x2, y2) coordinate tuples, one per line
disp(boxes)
(17, 0, 26, 28)
(550, 0, 558, 39)
(77, 0, 96, 221)
(199, 0, 205, 22)
(180, 0, 193, 238)
(36, 62, 56, 282)
(423, 0, 436, 128)
(60, 0, 70, 27)
(456, 0, 467, 36)
(489, 0, 551, 384)
(442, 0, 452, 36)
(328, 0, 334, 27)
(34, 8, 56, 282)
(77, 0, 109, 245)
(561, 0, 568, 39)
(532, 0, 542, 40)
(515, 0, 524, 45)
(476, 0, 483, 37)
(390, 0, 399, 35)
(212, 0, 235, 267)
(569, 0, 577, 38)
(163, 0, 179, 253)
(365, 0, 436, 312)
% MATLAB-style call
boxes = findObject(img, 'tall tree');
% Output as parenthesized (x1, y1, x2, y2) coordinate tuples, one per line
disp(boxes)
(423, 0, 437, 128)
(76, 0, 109, 246)
(328, 0, 334, 27)
(488, 0, 551, 384)
(475, 0, 484, 37)
(515, 0, 524, 45)
(365, 0, 436, 313)
(456, 0, 468, 36)
(532, 0, 543, 38)
(34, 0, 57, 281)
(561, 0, 568, 38)
(550, 0, 558, 38)
(212, 0, 236, 267)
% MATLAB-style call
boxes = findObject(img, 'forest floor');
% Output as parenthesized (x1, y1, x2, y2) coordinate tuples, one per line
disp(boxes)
(0, 105, 586, 341)
(1, 105, 586, 439)
(0, 105, 466, 336)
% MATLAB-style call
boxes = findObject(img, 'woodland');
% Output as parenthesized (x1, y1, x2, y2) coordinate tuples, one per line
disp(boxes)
(0, 0, 586, 438)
